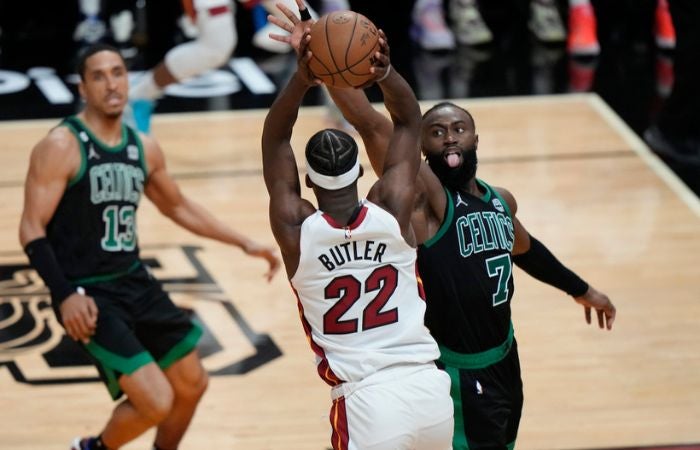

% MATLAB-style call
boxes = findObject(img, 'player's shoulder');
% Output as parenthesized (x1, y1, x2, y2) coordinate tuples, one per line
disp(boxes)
(33, 125, 79, 159)
(490, 184, 518, 215)
(136, 131, 163, 168)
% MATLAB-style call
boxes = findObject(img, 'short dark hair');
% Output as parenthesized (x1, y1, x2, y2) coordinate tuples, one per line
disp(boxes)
(305, 129, 358, 176)
(75, 43, 125, 80)
(422, 101, 476, 129)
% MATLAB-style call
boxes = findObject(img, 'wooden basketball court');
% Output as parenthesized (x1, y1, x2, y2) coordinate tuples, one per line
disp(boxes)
(0, 93, 698, 449)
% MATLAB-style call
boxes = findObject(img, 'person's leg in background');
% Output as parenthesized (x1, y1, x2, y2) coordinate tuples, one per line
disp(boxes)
(448, 0, 493, 46)
(567, 0, 599, 55)
(127, 1, 237, 134)
(528, 0, 566, 43)
(411, 0, 456, 51)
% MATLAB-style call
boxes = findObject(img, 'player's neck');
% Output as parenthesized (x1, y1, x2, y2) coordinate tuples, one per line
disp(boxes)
(318, 195, 362, 226)
(457, 178, 480, 196)
(79, 110, 123, 146)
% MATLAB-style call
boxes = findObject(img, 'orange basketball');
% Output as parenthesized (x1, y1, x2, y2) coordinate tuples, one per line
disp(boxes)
(307, 11, 380, 89)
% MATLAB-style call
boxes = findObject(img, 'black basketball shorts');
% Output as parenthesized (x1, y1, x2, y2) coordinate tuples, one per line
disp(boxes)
(56, 264, 202, 400)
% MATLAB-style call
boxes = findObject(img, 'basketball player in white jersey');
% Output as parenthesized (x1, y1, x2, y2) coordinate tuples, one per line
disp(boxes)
(261, 31, 453, 450)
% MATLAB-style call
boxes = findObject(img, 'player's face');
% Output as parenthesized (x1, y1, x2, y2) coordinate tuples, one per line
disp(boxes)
(421, 106, 479, 190)
(79, 51, 128, 118)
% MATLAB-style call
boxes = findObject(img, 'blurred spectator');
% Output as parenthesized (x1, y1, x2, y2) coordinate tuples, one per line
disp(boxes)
(126, 0, 237, 133)
(644, 0, 700, 165)
(411, 0, 566, 49)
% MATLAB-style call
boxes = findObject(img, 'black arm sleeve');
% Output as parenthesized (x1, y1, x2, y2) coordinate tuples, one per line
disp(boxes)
(24, 237, 75, 305)
(512, 235, 589, 297)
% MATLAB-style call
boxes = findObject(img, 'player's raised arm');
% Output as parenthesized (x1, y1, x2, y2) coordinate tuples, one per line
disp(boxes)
(268, 2, 394, 177)
(261, 33, 319, 275)
(366, 32, 422, 240)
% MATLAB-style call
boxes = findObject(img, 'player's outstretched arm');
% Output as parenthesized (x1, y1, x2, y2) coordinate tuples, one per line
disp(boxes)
(501, 186, 616, 330)
(142, 136, 281, 282)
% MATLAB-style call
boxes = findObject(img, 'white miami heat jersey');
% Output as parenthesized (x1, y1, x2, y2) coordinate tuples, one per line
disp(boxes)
(290, 200, 439, 386)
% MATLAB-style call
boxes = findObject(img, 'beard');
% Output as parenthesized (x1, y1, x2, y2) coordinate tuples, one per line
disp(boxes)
(425, 145, 478, 191)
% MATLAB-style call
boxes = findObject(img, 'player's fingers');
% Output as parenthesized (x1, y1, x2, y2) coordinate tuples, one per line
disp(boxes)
(265, 265, 277, 282)
(275, 2, 300, 24)
(373, 50, 389, 67)
(268, 15, 295, 33)
(63, 320, 78, 341)
(597, 309, 605, 329)
(606, 311, 615, 330)
(299, 32, 312, 54)
(584, 306, 592, 324)
(72, 316, 91, 342)
(269, 33, 292, 44)
(377, 38, 391, 60)
(377, 29, 389, 47)
(270, 259, 281, 277)
(88, 301, 99, 324)
(275, 3, 297, 23)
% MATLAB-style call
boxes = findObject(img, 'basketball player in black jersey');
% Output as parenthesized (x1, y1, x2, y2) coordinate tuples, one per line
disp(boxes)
(269, 3, 616, 449)
(336, 102, 617, 450)
(18, 43, 280, 450)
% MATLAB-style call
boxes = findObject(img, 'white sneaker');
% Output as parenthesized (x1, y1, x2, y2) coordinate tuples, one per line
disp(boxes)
(528, 0, 566, 42)
(449, 0, 493, 46)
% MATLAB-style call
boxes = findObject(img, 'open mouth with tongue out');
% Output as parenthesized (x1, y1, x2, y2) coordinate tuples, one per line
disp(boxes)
(444, 149, 462, 168)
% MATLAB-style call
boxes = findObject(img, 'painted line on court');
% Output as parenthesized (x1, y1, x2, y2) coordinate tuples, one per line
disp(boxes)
(588, 93, 700, 218)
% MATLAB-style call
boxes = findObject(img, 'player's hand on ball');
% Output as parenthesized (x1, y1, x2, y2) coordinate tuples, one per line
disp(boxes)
(359, 29, 391, 89)
(268, 0, 315, 55)
(297, 31, 322, 86)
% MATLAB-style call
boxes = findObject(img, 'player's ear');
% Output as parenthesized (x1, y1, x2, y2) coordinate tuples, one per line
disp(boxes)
(78, 81, 86, 101)
(305, 174, 313, 188)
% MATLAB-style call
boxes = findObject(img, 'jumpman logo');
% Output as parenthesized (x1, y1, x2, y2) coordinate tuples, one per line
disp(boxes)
(88, 145, 100, 160)
(456, 193, 469, 208)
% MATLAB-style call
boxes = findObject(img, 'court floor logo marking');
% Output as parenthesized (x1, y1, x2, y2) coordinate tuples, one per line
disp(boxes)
(0, 245, 281, 386)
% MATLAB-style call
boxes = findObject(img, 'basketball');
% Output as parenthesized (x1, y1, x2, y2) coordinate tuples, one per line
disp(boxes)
(307, 11, 380, 89)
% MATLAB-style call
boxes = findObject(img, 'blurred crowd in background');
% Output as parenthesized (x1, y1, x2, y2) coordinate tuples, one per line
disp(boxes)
(0, 0, 697, 189)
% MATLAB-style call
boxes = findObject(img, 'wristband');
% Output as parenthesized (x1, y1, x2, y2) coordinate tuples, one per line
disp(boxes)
(24, 237, 75, 305)
(299, 7, 312, 21)
(377, 65, 392, 83)
(512, 235, 588, 297)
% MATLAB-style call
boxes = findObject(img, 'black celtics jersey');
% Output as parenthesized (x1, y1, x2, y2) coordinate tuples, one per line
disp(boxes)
(417, 179, 515, 354)
(47, 116, 147, 282)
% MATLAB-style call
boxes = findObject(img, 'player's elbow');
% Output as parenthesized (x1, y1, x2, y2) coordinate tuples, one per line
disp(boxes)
(18, 215, 44, 248)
